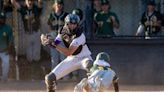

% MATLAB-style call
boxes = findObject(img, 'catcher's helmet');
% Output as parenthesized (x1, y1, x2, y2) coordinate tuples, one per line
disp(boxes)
(96, 52, 110, 62)
(72, 8, 83, 20)
(65, 14, 80, 24)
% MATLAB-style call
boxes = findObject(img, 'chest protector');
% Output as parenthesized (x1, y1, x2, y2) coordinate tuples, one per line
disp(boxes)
(59, 26, 84, 55)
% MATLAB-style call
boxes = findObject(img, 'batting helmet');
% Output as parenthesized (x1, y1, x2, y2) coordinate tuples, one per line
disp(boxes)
(96, 52, 110, 62)
(65, 14, 80, 24)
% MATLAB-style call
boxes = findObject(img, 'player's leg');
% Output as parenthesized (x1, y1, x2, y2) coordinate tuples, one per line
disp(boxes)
(113, 81, 119, 92)
(45, 56, 81, 92)
(50, 48, 59, 69)
(32, 31, 41, 61)
(80, 56, 93, 72)
(58, 50, 70, 80)
(113, 75, 119, 92)
(0, 52, 10, 81)
(25, 33, 33, 62)
(45, 73, 57, 92)
(31, 31, 41, 80)
(74, 78, 88, 92)
(74, 57, 93, 92)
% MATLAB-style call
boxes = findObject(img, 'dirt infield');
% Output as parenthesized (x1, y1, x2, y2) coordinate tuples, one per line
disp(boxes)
(0, 80, 164, 92)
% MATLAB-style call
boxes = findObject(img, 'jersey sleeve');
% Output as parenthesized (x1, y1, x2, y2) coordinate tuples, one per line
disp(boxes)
(70, 33, 86, 47)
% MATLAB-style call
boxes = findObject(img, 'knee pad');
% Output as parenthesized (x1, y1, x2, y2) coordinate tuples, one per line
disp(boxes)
(82, 58, 93, 72)
(86, 60, 93, 70)
(45, 73, 56, 86)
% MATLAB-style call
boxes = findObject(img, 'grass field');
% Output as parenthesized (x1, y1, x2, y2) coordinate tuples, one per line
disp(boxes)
(0, 80, 164, 92)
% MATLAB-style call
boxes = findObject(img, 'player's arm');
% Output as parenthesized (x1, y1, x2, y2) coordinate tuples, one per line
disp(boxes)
(37, 0, 42, 8)
(110, 15, 119, 29)
(113, 80, 119, 92)
(10, 0, 20, 9)
(54, 33, 83, 56)
(41, 33, 79, 56)
(55, 44, 79, 56)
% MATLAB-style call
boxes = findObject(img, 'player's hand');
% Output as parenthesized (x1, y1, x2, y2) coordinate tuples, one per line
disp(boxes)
(40, 34, 53, 46)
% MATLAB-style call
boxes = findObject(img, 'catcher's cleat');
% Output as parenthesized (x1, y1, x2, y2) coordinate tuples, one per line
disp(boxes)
(45, 73, 57, 92)
(47, 89, 55, 92)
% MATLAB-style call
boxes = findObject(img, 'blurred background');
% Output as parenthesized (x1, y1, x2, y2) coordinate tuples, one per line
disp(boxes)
(0, 0, 164, 86)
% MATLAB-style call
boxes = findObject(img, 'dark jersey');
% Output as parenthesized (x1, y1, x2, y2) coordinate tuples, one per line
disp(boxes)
(18, 4, 42, 32)
(47, 11, 68, 32)
(141, 11, 162, 35)
(94, 11, 119, 36)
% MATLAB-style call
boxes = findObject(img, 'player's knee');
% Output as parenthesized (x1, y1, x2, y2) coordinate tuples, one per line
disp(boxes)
(45, 73, 56, 85)
(82, 58, 93, 71)
(86, 60, 93, 70)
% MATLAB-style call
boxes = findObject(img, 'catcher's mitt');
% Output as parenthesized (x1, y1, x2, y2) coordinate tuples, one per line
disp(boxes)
(40, 34, 54, 46)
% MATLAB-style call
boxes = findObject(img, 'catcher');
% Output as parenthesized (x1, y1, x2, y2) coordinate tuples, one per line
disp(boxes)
(41, 14, 93, 92)
(74, 52, 119, 92)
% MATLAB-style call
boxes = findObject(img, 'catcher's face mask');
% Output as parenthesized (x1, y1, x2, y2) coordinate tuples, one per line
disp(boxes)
(67, 23, 78, 30)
